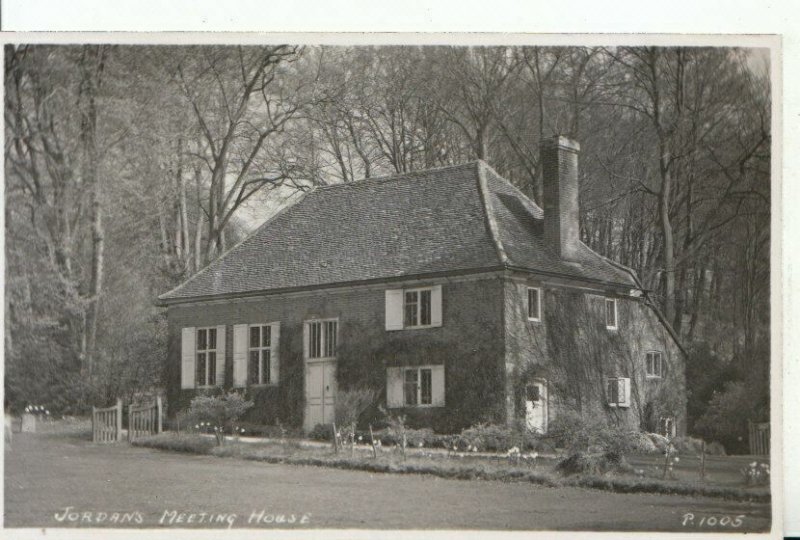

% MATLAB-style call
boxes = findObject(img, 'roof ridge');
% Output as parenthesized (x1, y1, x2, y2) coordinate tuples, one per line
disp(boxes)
(313, 161, 481, 191)
(158, 189, 312, 301)
(475, 161, 509, 266)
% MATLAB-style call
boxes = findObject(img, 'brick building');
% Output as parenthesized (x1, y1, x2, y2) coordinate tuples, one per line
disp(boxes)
(158, 136, 686, 435)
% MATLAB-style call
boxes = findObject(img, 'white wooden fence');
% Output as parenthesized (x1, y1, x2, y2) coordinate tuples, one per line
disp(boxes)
(748, 421, 769, 456)
(92, 399, 122, 443)
(127, 397, 163, 442)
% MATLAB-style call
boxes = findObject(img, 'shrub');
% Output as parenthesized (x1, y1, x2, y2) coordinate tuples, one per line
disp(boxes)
(335, 387, 379, 454)
(309, 423, 334, 442)
(706, 441, 727, 456)
(646, 432, 670, 452)
(556, 451, 633, 476)
(134, 433, 216, 454)
(694, 381, 764, 454)
(186, 392, 254, 446)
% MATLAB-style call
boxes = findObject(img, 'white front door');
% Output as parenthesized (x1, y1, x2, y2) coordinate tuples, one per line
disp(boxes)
(525, 379, 548, 434)
(304, 361, 337, 432)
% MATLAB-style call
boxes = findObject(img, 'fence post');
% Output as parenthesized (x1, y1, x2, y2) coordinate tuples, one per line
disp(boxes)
(129, 403, 135, 442)
(92, 406, 97, 443)
(156, 396, 163, 434)
(115, 399, 122, 442)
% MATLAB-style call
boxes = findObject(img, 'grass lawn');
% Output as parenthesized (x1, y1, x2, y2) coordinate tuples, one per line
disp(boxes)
(132, 432, 770, 503)
(6, 429, 771, 531)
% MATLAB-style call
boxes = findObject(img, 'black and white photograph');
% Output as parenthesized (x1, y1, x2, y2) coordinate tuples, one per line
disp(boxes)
(2, 33, 777, 536)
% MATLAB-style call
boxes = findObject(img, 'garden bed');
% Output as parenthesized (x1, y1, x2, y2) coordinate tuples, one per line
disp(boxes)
(132, 433, 770, 503)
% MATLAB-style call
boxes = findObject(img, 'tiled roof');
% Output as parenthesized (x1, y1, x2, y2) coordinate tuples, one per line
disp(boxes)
(159, 161, 636, 302)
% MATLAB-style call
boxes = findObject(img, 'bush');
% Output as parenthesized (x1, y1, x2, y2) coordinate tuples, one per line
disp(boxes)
(186, 392, 254, 445)
(309, 423, 334, 442)
(134, 433, 216, 454)
(706, 441, 727, 456)
(646, 432, 670, 452)
(694, 381, 765, 454)
(556, 451, 633, 476)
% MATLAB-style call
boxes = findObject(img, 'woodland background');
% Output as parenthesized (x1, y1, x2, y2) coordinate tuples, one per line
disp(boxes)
(4, 45, 770, 449)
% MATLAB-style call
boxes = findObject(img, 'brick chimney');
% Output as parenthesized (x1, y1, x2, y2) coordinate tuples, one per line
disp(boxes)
(541, 136, 581, 262)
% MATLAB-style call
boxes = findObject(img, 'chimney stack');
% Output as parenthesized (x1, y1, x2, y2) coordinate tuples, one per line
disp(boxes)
(541, 135, 581, 262)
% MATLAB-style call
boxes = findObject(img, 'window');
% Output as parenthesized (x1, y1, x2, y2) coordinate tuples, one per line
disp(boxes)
(606, 377, 630, 408)
(307, 319, 338, 359)
(645, 351, 664, 378)
(526, 384, 541, 402)
(404, 288, 432, 328)
(403, 367, 433, 406)
(527, 287, 542, 321)
(248, 325, 272, 385)
(385, 286, 442, 331)
(605, 298, 618, 330)
(196, 327, 217, 387)
(386, 364, 444, 408)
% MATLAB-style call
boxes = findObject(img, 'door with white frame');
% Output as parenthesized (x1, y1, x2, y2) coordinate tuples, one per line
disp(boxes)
(525, 379, 548, 434)
(303, 319, 338, 433)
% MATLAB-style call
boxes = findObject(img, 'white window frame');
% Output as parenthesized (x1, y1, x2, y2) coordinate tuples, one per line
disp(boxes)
(195, 326, 218, 388)
(605, 298, 618, 330)
(401, 366, 435, 408)
(248, 324, 272, 386)
(306, 318, 338, 361)
(606, 377, 631, 408)
(645, 351, 664, 379)
(527, 287, 542, 322)
(403, 287, 434, 329)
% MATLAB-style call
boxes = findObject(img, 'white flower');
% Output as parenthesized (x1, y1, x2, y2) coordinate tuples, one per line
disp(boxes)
(750, 461, 758, 468)
(418, 442, 423, 448)
(358, 435, 363, 441)
(24, 406, 29, 412)
(471, 446, 477, 453)
(673, 457, 679, 463)
(240, 428, 245, 433)
(195, 424, 199, 429)
(45, 410, 50, 415)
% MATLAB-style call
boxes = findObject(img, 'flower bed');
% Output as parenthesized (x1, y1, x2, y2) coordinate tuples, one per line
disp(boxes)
(132, 433, 769, 503)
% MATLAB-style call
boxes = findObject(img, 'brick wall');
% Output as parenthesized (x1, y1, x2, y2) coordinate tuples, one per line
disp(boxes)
(165, 273, 507, 432)
(503, 276, 686, 434)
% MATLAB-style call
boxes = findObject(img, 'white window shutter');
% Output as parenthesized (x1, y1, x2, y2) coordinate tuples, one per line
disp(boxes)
(431, 364, 445, 406)
(181, 327, 196, 389)
(606, 378, 617, 407)
(270, 322, 281, 384)
(215, 325, 226, 386)
(232, 324, 248, 388)
(386, 367, 404, 407)
(430, 285, 443, 327)
(303, 322, 310, 359)
(385, 289, 404, 330)
(621, 377, 631, 408)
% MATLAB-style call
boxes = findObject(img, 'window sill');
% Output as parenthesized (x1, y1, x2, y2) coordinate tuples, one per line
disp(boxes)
(247, 383, 278, 388)
(645, 375, 663, 380)
(306, 356, 337, 363)
(606, 326, 618, 331)
(607, 404, 630, 409)
(389, 404, 443, 409)
(195, 385, 220, 390)
(527, 317, 541, 323)
(401, 324, 438, 330)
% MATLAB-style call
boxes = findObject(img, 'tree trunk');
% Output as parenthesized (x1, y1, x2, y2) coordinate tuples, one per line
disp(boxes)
(79, 45, 106, 379)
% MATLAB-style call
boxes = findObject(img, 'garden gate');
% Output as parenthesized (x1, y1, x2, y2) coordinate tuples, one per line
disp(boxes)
(127, 397, 163, 442)
(748, 421, 770, 456)
(92, 399, 123, 443)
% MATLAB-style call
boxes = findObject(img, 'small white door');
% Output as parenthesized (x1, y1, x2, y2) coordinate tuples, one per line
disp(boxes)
(525, 380, 548, 434)
(304, 361, 337, 432)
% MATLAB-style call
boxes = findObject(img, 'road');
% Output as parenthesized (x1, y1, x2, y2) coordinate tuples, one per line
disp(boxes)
(4, 432, 771, 532)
